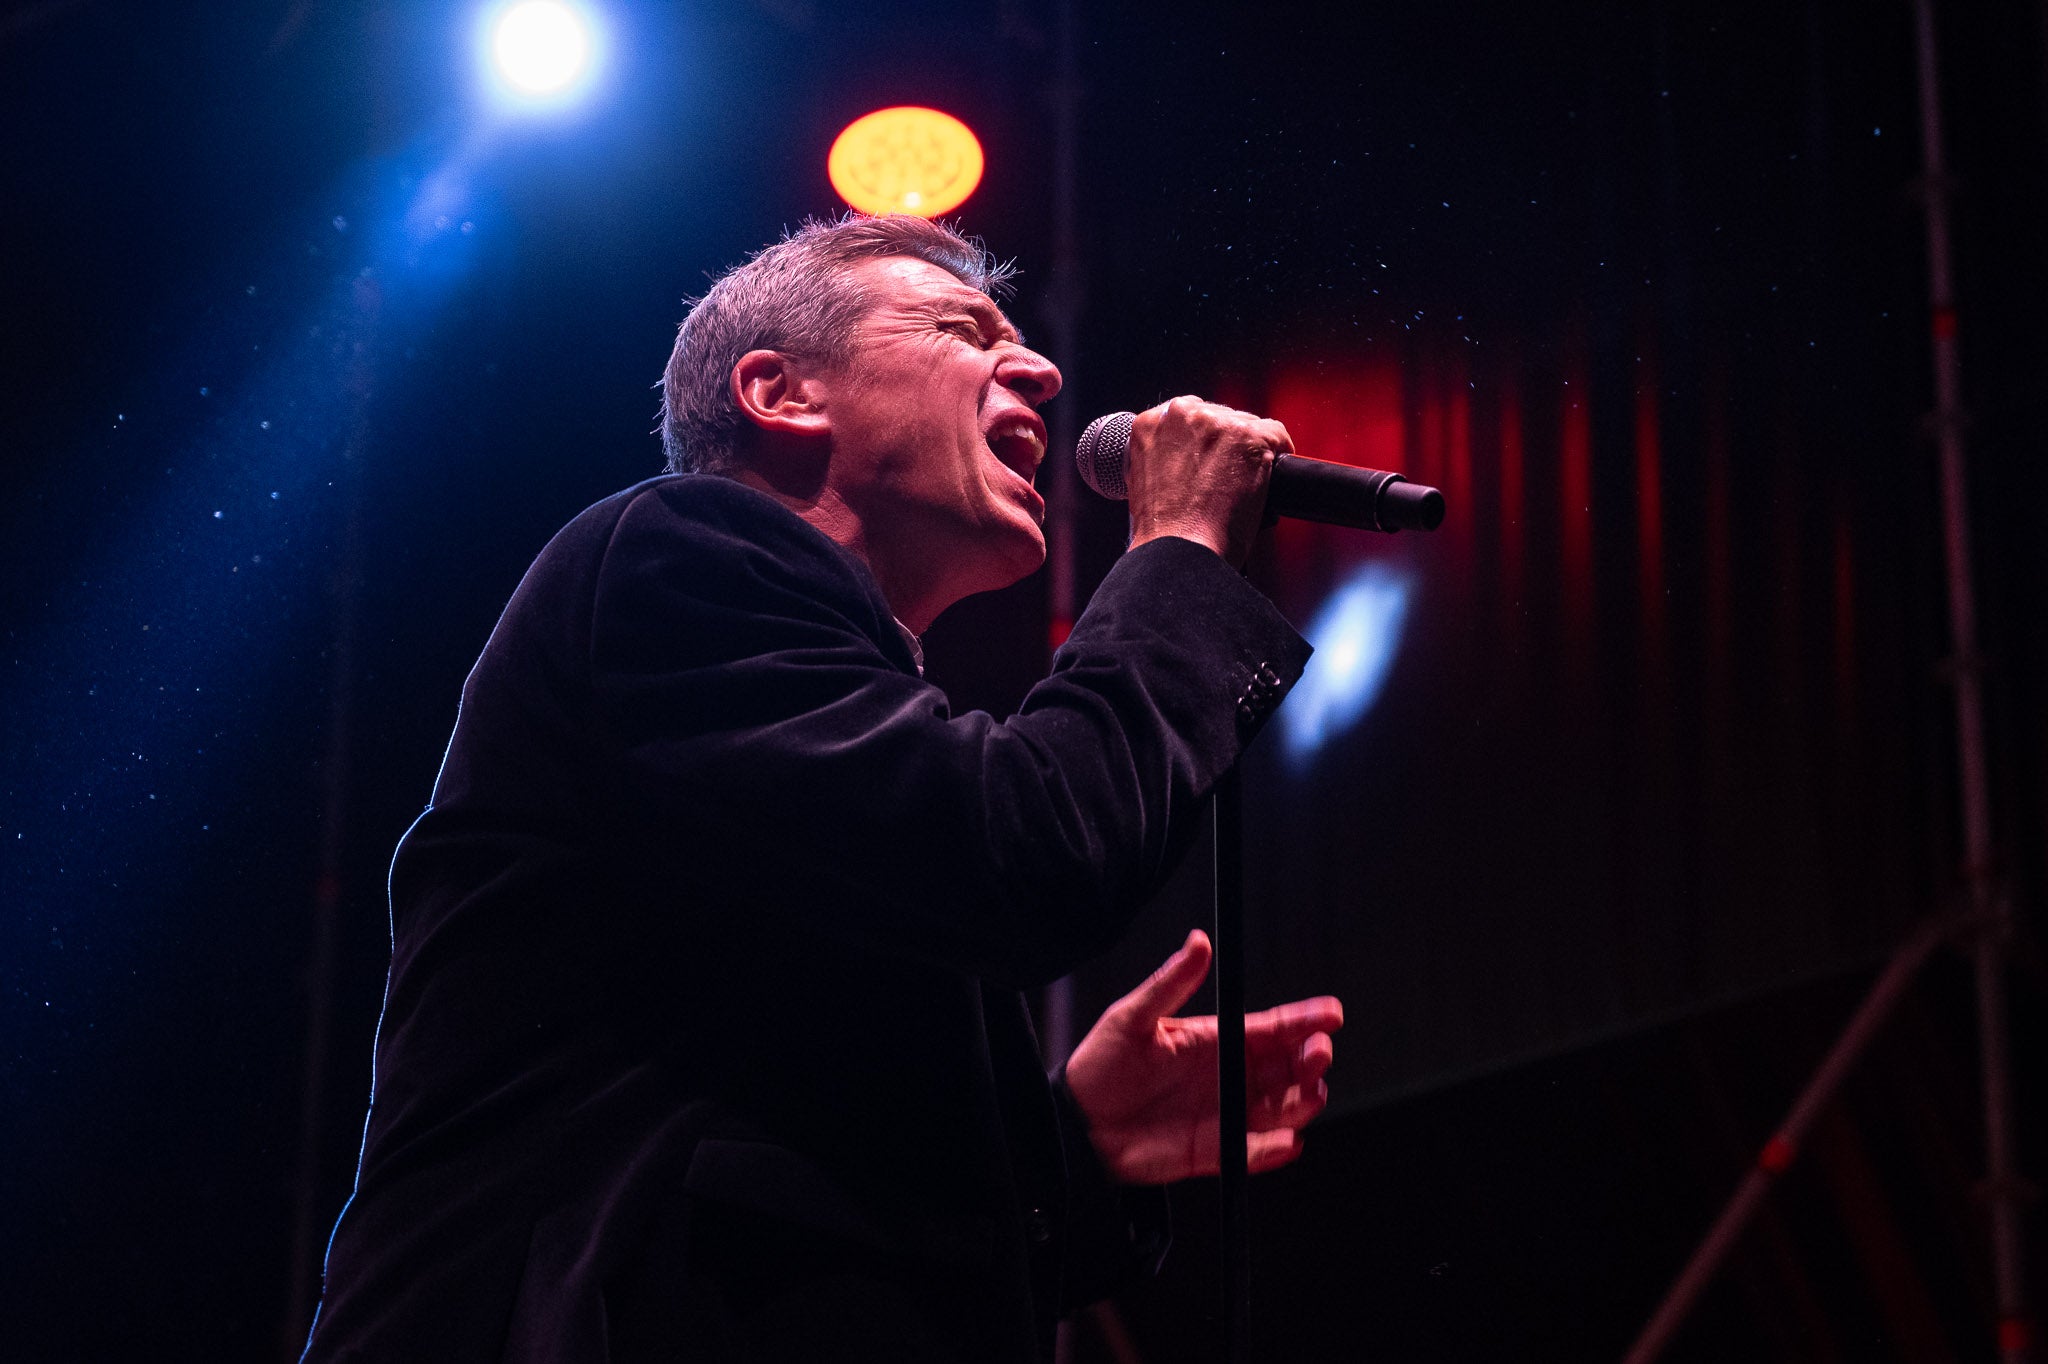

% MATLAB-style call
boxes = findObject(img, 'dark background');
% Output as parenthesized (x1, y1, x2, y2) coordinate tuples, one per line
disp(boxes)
(3, 0, 2044, 1358)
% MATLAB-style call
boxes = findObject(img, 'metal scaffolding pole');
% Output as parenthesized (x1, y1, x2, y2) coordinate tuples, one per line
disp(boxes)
(1910, 1, 2031, 1357)
(1621, 3, 2031, 1358)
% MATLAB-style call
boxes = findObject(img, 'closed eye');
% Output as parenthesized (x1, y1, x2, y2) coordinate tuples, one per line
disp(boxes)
(940, 300, 1023, 348)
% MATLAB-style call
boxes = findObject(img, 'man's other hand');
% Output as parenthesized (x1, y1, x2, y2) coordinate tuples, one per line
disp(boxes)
(1124, 397, 1292, 568)
(1064, 929, 1343, 1186)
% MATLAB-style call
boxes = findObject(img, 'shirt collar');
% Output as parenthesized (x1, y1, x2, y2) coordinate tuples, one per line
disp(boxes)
(893, 617, 925, 677)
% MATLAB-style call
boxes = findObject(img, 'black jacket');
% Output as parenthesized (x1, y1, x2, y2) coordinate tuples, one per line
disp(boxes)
(303, 474, 1309, 1362)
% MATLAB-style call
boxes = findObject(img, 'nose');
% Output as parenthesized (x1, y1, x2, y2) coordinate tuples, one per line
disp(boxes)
(997, 344, 1062, 406)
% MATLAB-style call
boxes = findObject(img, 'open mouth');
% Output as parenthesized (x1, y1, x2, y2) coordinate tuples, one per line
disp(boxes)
(984, 417, 1047, 487)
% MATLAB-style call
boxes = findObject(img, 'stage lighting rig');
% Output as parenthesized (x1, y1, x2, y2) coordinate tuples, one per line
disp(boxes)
(828, 107, 984, 217)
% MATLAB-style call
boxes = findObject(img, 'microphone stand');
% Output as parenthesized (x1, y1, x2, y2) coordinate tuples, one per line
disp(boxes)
(1214, 764, 1250, 1364)
(1189, 450, 1445, 1364)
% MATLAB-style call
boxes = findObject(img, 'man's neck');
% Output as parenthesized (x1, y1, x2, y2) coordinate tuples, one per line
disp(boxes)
(726, 468, 945, 634)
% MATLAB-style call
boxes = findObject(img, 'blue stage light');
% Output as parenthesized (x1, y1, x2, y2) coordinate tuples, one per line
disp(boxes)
(1281, 562, 1414, 765)
(481, 1, 599, 109)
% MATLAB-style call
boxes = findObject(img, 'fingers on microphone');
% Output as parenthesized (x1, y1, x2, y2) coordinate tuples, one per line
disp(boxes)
(1256, 416, 1295, 457)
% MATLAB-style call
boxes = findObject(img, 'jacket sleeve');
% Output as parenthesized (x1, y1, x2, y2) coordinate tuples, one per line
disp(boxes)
(586, 485, 1311, 988)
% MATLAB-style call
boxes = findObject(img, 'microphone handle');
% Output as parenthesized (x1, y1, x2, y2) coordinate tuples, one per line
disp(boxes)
(1269, 454, 1446, 533)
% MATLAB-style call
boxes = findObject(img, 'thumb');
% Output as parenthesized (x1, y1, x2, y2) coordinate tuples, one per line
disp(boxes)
(1114, 929, 1213, 1028)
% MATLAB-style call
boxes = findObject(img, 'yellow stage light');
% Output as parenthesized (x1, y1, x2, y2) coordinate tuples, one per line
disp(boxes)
(827, 107, 984, 218)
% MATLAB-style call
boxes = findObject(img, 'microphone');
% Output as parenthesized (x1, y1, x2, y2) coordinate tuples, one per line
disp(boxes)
(1074, 410, 1446, 533)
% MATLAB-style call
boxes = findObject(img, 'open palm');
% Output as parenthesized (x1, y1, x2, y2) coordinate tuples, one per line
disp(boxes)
(1065, 929, 1344, 1186)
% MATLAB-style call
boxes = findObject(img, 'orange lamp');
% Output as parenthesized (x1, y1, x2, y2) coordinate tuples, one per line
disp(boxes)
(827, 106, 984, 218)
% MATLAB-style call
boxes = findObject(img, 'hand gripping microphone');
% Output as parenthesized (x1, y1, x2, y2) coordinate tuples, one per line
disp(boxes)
(1075, 410, 1446, 533)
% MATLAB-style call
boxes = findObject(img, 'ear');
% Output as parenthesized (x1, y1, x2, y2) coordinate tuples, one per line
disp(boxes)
(731, 349, 832, 439)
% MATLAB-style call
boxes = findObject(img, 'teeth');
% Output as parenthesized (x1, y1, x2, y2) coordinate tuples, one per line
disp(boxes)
(986, 421, 1045, 463)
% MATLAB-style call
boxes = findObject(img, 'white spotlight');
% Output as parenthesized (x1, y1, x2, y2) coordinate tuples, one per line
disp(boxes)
(1280, 563, 1414, 766)
(486, 1, 595, 104)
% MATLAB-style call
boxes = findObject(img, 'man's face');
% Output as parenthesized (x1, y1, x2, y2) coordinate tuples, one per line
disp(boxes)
(821, 255, 1063, 615)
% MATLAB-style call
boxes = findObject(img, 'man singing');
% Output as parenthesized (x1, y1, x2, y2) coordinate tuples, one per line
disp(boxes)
(303, 213, 1342, 1363)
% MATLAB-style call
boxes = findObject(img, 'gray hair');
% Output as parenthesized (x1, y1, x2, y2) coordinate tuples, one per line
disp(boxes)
(658, 214, 1016, 475)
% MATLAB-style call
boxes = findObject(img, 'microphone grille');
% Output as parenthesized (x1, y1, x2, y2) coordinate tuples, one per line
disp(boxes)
(1074, 411, 1134, 501)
